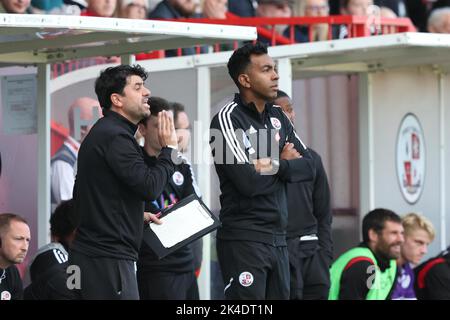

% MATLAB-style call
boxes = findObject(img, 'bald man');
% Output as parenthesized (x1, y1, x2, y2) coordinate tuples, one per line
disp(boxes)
(51, 97, 102, 213)
(428, 7, 450, 34)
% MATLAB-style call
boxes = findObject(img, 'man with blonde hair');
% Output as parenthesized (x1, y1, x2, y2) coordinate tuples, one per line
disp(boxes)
(391, 213, 435, 299)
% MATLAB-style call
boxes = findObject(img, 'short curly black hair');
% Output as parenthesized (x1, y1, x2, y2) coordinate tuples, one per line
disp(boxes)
(95, 64, 148, 110)
(227, 41, 268, 88)
(50, 199, 77, 240)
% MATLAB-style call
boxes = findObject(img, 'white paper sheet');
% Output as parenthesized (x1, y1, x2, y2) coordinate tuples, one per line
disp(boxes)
(149, 199, 214, 248)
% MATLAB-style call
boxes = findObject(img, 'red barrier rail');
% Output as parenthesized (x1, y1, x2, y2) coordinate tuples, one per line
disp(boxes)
(51, 14, 416, 78)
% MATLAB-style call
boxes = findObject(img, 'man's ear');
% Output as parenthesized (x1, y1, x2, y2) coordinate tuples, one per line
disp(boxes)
(238, 74, 251, 89)
(110, 93, 122, 108)
(368, 229, 379, 243)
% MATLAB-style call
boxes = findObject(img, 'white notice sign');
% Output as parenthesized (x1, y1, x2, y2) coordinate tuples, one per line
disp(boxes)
(1, 74, 37, 135)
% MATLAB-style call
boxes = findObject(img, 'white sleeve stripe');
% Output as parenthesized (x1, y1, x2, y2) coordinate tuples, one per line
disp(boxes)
(224, 104, 248, 163)
(53, 249, 63, 264)
(219, 102, 248, 163)
(218, 102, 243, 162)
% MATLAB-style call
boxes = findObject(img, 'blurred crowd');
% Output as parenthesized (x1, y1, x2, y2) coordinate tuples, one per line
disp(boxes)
(1, 1, 450, 35)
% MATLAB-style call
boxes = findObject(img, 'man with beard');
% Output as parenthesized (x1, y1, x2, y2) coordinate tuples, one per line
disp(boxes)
(0, 213, 30, 300)
(329, 208, 404, 300)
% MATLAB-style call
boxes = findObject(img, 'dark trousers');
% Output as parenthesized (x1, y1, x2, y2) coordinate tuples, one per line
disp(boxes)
(136, 269, 199, 300)
(217, 239, 290, 300)
(287, 238, 330, 300)
(69, 250, 139, 300)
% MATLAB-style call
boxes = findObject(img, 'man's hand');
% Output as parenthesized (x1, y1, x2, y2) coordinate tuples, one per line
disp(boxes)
(158, 110, 178, 148)
(203, 0, 227, 19)
(252, 158, 273, 173)
(144, 212, 162, 225)
(281, 143, 301, 160)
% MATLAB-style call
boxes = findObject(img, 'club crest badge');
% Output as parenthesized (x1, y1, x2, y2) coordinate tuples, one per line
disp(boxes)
(396, 113, 425, 204)
(239, 271, 254, 287)
(172, 171, 184, 186)
(270, 117, 282, 130)
(1, 291, 11, 300)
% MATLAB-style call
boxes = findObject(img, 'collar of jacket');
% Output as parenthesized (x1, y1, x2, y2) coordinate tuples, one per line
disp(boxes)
(234, 93, 272, 121)
(103, 108, 138, 136)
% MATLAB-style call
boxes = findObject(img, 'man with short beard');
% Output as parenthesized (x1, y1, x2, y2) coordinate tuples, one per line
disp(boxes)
(0, 213, 30, 300)
(329, 208, 404, 300)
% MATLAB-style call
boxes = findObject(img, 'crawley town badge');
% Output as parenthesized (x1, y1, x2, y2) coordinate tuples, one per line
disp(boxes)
(396, 113, 425, 204)
(270, 117, 282, 130)
(239, 271, 254, 287)
(1, 290, 11, 300)
(172, 171, 184, 186)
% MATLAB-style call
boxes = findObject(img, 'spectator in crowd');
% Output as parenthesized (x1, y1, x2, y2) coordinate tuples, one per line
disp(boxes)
(148, 0, 203, 56)
(339, 0, 375, 38)
(0, 213, 30, 300)
(0, 0, 32, 13)
(81, 0, 117, 17)
(329, 208, 404, 300)
(69, 64, 178, 299)
(257, 0, 293, 17)
(257, 0, 293, 34)
(117, 0, 148, 19)
(31, 0, 81, 14)
(427, 7, 450, 33)
(414, 244, 450, 300)
(284, 0, 338, 43)
(64, 0, 86, 11)
(51, 97, 102, 213)
(374, 0, 406, 17)
(24, 200, 77, 300)
(274, 90, 333, 300)
(391, 213, 435, 300)
(202, 0, 227, 19)
(227, 0, 256, 16)
(136, 97, 201, 300)
(340, 0, 374, 16)
(149, 0, 197, 19)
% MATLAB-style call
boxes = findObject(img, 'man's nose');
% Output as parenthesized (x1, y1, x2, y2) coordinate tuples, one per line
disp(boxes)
(273, 70, 279, 80)
(421, 244, 428, 255)
(144, 86, 151, 96)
